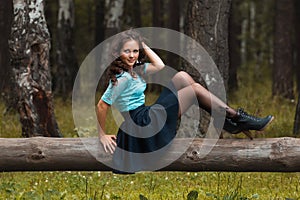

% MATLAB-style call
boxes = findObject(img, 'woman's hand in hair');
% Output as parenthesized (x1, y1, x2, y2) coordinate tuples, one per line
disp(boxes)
(142, 42, 165, 74)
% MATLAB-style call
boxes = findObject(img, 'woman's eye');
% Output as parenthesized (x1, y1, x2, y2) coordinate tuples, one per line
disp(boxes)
(133, 50, 139, 53)
(124, 50, 130, 54)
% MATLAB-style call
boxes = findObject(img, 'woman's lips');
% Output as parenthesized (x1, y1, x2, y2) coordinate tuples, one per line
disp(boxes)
(128, 59, 135, 63)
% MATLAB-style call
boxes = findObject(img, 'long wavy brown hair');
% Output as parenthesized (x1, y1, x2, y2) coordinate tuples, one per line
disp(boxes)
(107, 29, 147, 86)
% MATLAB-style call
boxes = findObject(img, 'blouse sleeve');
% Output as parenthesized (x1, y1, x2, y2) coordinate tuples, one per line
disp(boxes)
(143, 63, 149, 75)
(101, 75, 129, 105)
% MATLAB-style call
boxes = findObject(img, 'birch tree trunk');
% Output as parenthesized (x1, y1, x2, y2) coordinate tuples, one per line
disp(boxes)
(97, 0, 125, 91)
(8, 0, 62, 137)
(56, 0, 78, 99)
(104, 0, 125, 38)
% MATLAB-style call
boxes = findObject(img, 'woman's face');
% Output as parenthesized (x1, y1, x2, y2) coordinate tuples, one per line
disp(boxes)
(120, 39, 139, 68)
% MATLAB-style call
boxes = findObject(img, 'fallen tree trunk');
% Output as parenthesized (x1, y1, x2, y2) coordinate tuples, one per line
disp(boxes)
(0, 137, 300, 172)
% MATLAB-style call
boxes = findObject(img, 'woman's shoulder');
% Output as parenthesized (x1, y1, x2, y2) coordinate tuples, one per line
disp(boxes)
(116, 71, 131, 80)
(113, 71, 132, 87)
(133, 62, 149, 75)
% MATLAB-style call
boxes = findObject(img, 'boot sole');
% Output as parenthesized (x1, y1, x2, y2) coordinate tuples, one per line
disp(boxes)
(258, 116, 274, 131)
(242, 116, 274, 140)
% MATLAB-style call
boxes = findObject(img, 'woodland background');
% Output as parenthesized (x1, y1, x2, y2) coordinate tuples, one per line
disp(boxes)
(0, 0, 299, 137)
(0, 1, 300, 199)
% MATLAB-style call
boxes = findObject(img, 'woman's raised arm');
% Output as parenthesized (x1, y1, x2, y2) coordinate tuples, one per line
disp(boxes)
(142, 42, 165, 74)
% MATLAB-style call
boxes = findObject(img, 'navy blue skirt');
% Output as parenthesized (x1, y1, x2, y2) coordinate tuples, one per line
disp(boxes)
(113, 83, 179, 173)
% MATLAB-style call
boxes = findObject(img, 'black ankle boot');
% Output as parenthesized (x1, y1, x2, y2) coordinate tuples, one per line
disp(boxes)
(232, 108, 274, 131)
(223, 118, 241, 134)
(223, 108, 274, 139)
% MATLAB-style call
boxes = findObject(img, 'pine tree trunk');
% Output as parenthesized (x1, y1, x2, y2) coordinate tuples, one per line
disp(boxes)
(9, 0, 61, 137)
(123, 0, 141, 28)
(0, 0, 13, 95)
(184, 0, 231, 90)
(95, 0, 105, 45)
(56, 0, 78, 99)
(295, 0, 300, 93)
(293, 0, 300, 135)
(228, 0, 241, 92)
(152, 0, 163, 27)
(272, 0, 294, 99)
(166, 0, 180, 71)
(294, 93, 300, 135)
(184, 0, 231, 136)
(149, 0, 164, 92)
(132, 0, 141, 27)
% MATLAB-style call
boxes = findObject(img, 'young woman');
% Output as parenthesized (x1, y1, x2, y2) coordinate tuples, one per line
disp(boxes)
(96, 29, 274, 172)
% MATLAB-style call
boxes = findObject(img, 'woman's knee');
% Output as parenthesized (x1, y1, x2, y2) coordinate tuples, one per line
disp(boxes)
(173, 71, 192, 83)
(176, 71, 189, 78)
(192, 83, 206, 93)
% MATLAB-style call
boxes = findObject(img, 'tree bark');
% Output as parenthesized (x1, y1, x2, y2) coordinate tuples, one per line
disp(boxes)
(104, 0, 125, 38)
(8, 0, 61, 137)
(97, 0, 124, 91)
(148, 0, 164, 92)
(184, 0, 231, 90)
(166, 0, 180, 71)
(272, 0, 294, 99)
(295, 0, 300, 93)
(294, 93, 300, 135)
(0, 0, 13, 96)
(1, 137, 300, 172)
(228, 0, 241, 92)
(95, 0, 105, 45)
(294, 0, 300, 135)
(123, 0, 141, 28)
(55, 0, 78, 99)
(132, 0, 142, 27)
(152, 0, 163, 27)
(184, 0, 232, 137)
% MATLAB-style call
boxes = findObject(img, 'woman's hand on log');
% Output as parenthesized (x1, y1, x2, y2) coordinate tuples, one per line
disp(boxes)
(99, 134, 117, 154)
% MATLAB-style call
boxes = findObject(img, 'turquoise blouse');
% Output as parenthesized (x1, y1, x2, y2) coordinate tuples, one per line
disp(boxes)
(101, 63, 148, 112)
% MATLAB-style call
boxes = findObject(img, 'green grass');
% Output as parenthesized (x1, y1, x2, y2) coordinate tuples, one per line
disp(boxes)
(0, 171, 299, 199)
(227, 64, 296, 138)
(0, 64, 299, 199)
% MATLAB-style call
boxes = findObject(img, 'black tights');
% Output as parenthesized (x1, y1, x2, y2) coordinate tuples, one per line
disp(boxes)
(171, 71, 237, 118)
